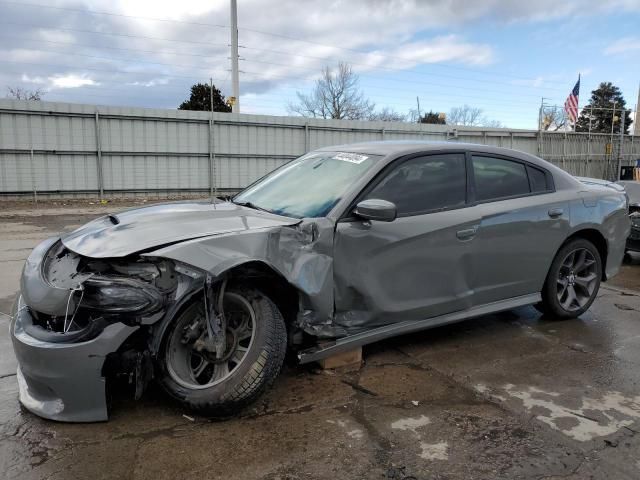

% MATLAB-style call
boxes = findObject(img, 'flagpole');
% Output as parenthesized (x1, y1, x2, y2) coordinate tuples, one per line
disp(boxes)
(574, 73, 580, 132)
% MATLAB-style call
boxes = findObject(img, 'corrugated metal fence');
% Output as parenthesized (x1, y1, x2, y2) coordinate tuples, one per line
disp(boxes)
(1, 99, 639, 199)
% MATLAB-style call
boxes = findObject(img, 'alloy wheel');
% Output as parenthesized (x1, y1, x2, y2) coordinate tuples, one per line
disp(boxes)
(556, 248, 598, 312)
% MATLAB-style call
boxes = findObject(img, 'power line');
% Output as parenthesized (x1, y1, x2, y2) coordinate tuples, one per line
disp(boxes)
(235, 68, 560, 105)
(238, 46, 566, 92)
(2, 33, 561, 98)
(0, 0, 229, 28)
(0, 1, 575, 89)
(21, 76, 538, 117)
(0, 34, 222, 60)
(1, 36, 562, 105)
(0, 59, 224, 81)
(0, 21, 228, 47)
(42, 89, 533, 120)
(13, 47, 226, 72)
(238, 58, 559, 99)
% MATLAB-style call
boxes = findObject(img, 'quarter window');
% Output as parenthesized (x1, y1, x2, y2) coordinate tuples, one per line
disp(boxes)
(472, 155, 530, 201)
(364, 153, 466, 215)
(527, 165, 549, 192)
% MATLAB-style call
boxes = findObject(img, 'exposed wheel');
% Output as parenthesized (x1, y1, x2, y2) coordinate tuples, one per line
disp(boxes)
(537, 238, 602, 319)
(159, 287, 286, 416)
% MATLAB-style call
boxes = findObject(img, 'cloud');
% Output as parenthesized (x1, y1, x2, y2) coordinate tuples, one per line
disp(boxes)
(50, 75, 99, 88)
(604, 37, 640, 55)
(21, 72, 98, 90)
(21, 74, 47, 85)
(361, 36, 494, 70)
(1, 0, 638, 112)
(127, 78, 170, 87)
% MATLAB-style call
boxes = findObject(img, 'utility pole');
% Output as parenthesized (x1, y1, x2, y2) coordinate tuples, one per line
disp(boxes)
(416, 96, 421, 121)
(537, 97, 548, 158)
(209, 77, 217, 204)
(610, 101, 617, 145)
(617, 108, 626, 180)
(635, 82, 640, 136)
(230, 0, 240, 113)
(609, 101, 617, 180)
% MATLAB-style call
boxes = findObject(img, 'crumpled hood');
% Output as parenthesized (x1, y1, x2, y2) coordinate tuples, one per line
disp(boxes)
(61, 201, 300, 258)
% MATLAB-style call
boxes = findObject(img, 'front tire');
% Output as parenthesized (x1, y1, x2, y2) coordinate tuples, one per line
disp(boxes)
(537, 238, 602, 319)
(158, 286, 287, 416)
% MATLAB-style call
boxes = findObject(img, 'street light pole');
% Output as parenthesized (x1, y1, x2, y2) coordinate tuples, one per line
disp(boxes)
(230, 0, 240, 113)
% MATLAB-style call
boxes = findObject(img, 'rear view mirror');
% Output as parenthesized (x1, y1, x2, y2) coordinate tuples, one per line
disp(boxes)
(354, 199, 397, 222)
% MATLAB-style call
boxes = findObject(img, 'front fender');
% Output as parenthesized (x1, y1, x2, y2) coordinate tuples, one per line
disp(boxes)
(144, 220, 336, 337)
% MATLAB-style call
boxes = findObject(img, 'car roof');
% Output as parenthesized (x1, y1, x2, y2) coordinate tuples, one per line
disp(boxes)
(317, 140, 479, 155)
(316, 140, 540, 160)
(316, 140, 581, 190)
(317, 140, 547, 166)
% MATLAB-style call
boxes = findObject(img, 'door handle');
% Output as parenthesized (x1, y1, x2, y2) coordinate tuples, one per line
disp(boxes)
(456, 226, 478, 240)
(548, 208, 564, 218)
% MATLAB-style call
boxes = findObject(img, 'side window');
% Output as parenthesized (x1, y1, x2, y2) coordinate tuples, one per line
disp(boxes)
(472, 155, 530, 202)
(364, 153, 466, 215)
(527, 165, 549, 193)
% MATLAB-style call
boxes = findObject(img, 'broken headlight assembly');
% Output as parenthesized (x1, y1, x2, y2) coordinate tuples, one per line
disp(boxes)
(81, 277, 164, 314)
(23, 242, 182, 342)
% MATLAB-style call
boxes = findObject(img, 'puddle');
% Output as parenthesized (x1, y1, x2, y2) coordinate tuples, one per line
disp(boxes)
(390, 415, 431, 434)
(419, 441, 448, 460)
(496, 384, 640, 441)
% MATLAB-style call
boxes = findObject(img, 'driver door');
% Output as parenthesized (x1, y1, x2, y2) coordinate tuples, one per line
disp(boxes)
(332, 152, 481, 331)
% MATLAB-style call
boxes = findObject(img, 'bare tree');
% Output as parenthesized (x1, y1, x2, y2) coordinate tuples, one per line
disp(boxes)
(540, 105, 568, 131)
(6, 86, 45, 101)
(368, 107, 407, 122)
(288, 63, 375, 120)
(447, 105, 484, 126)
(447, 104, 504, 128)
(483, 119, 504, 128)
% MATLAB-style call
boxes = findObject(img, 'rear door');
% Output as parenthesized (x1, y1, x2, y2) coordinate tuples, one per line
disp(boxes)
(468, 153, 570, 305)
(332, 152, 481, 330)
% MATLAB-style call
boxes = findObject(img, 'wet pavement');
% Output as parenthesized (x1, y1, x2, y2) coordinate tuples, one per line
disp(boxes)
(1, 203, 640, 480)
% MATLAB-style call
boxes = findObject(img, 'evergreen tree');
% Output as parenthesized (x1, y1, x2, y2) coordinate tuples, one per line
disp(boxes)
(418, 111, 446, 124)
(575, 82, 631, 134)
(178, 83, 231, 112)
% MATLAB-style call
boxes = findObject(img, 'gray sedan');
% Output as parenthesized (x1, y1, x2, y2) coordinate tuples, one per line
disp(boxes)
(11, 141, 630, 422)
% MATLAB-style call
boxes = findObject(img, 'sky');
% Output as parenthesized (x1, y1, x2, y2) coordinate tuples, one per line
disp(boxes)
(1, 0, 640, 129)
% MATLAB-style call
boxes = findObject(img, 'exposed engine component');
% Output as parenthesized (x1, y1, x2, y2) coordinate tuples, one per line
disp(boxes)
(32, 241, 179, 336)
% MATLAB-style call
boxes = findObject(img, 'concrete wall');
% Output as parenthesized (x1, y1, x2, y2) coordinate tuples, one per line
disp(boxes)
(1, 99, 638, 198)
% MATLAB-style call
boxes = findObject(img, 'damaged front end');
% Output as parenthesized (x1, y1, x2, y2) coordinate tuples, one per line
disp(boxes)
(11, 201, 339, 422)
(11, 236, 205, 422)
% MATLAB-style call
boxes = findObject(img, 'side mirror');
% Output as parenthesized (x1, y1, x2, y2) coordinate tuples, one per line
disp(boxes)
(354, 199, 397, 222)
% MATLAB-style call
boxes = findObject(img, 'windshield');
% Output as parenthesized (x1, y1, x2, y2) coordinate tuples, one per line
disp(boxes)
(233, 151, 382, 218)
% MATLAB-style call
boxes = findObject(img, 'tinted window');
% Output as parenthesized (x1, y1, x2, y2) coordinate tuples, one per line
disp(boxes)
(472, 156, 530, 201)
(527, 165, 549, 192)
(365, 153, 466, 215)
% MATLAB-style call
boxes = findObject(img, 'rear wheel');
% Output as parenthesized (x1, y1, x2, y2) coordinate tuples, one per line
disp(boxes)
(537, 238, 602, 319)
(159, 287, 286, 416)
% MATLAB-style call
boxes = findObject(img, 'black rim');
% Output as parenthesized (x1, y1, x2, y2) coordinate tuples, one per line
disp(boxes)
(165, 292, 255, 390)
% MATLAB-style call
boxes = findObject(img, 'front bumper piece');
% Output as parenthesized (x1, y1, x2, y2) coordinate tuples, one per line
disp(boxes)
(11, 236, 139, 422)
(11, 296, 137, 422)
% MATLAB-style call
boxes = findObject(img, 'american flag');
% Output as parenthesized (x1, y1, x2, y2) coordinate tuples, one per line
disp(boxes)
(564, 76, 580, 125)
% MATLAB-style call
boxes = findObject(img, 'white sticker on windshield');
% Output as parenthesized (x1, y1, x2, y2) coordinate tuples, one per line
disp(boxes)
(332, 152, 369, 164)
